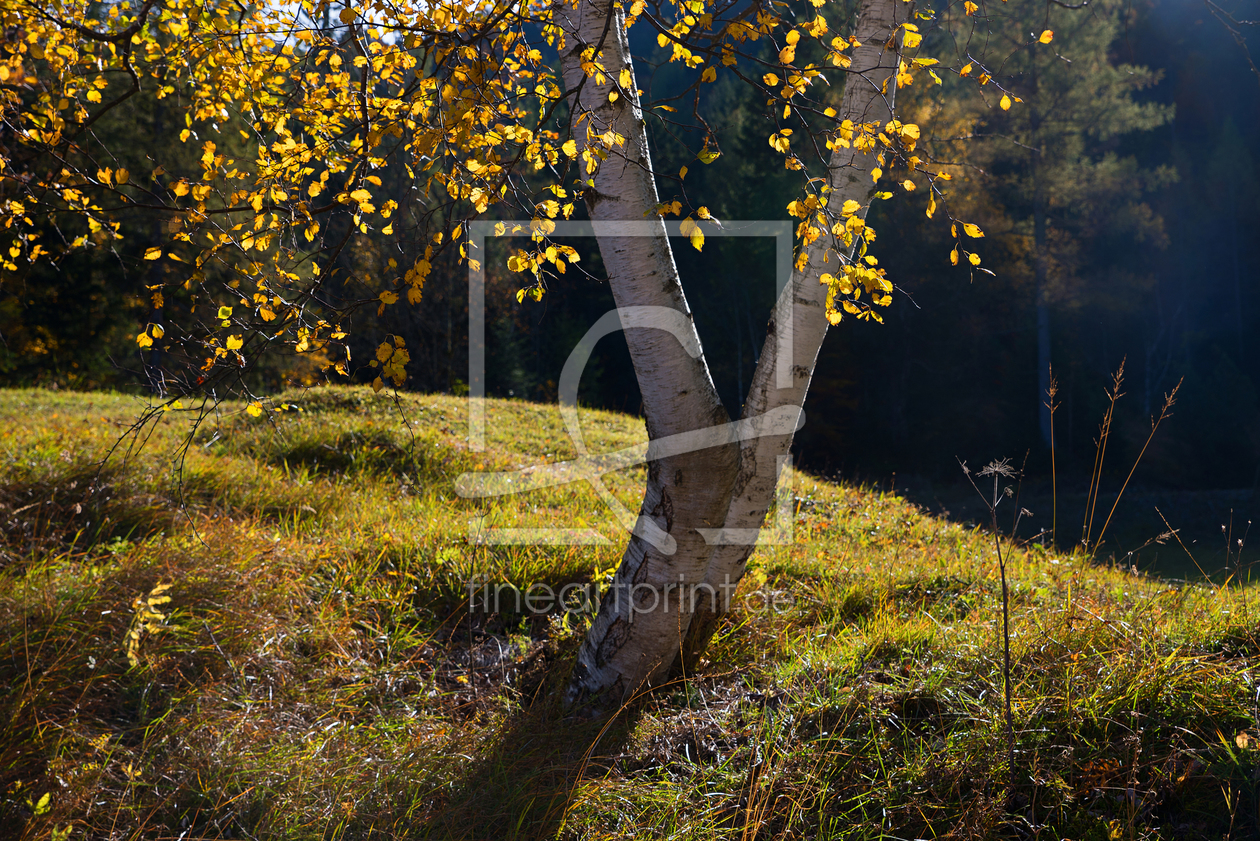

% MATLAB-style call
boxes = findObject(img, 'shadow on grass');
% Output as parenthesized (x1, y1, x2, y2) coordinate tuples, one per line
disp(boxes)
(0, 462, 175, 573)
(412, 636, 641, 840)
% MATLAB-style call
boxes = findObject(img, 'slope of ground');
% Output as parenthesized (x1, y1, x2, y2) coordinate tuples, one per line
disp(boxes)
(2, 387, 1259, 840)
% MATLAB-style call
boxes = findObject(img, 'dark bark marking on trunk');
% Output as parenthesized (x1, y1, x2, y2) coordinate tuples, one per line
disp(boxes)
(674, 468, 683, 486)
(651, 486, 675, 532)
(597, 617, 630, 667)
(632, 552, 651, 584)
(734, 444, 758, 496)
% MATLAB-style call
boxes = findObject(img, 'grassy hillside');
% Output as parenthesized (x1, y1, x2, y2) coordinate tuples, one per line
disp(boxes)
(2, 387, 1259, 840)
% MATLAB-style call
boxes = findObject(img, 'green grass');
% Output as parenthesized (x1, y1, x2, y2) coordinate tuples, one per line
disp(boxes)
(2, 386, 1260, 840)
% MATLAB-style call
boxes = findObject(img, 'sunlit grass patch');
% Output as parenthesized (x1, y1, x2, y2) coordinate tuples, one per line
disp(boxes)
(3, 386, 1260, 839)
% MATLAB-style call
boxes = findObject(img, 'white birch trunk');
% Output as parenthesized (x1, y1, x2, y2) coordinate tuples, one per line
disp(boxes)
(554, 0, 741, 709)
(555, 0, 906, 706)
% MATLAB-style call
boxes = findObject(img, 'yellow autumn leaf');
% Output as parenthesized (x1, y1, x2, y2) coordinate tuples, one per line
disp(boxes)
(964, 1, 978, 15)
(902, 179, 916, 191)
(151, 324, 164, 339)
(841, 199, 862, 217)
(338, 7, 356, 23)
(619, 68, 632, 87)
(968, 252, 981, 266)
(379, 290, 398, 305)
(871, 167, 882, 182)
(217, 305, 233, 320)
(136, 332, 153, 348)
(562, 139, 577, 157)
(697, 148, 720, 164)
(247, 402, 264, 417)
(226, 335, 244, 350)
(769, 133, 790, 153)
(962, 223, 984, 238)
(1000, 94, 1012, 111)
(763, 72, 780, 86)
(680, 217, 704, 252)
(701, 66, 716, 83)
(1039, 30, 1054, 44)
(950, 247, 959, 266)
(143, 247, 162, 260)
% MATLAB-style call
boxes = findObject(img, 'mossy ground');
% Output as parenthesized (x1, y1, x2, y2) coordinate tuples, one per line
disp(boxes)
(2, 387, 1259, 840)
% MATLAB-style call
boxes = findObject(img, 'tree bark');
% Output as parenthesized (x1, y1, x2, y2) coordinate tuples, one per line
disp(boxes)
(555, 0, 740, 709)
(556, 0, 905, 709)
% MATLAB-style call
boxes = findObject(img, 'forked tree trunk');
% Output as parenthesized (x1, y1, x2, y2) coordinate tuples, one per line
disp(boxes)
(556, 0, 905, 710)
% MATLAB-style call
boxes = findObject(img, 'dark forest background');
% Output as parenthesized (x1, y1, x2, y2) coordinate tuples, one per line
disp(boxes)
(2, 0, 1258, 569)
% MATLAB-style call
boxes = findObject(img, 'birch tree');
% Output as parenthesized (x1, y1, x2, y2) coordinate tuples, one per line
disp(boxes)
(0, 0, 1044, 709)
